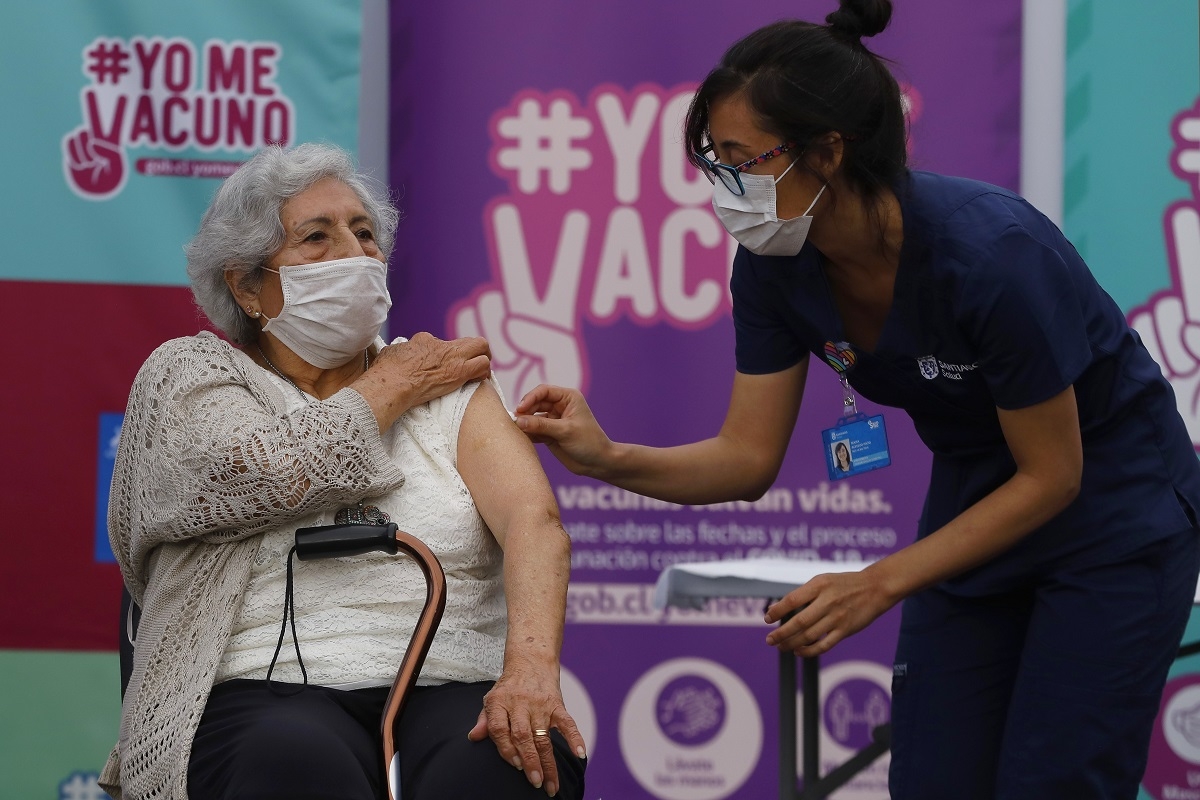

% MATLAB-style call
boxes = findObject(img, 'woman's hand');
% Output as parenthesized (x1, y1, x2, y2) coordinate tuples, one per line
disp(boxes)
(354, 332, 491, 431)
(513, 384, 614, 478)
(467, 660, 587, 797)
(763, 569, 895, 658)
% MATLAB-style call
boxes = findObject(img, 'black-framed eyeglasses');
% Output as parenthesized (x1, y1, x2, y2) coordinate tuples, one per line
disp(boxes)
(694, 142, 796, 196)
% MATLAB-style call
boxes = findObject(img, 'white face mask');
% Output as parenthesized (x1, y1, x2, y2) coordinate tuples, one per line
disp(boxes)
(711, 158, 827, 257)
(260, 255, 392, 369)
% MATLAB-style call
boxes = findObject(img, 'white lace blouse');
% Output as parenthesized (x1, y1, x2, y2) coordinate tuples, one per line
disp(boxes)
(214, 359, 506, 687)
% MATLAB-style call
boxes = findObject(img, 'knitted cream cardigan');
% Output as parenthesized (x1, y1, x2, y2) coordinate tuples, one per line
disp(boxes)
(100, 332, 406, 800)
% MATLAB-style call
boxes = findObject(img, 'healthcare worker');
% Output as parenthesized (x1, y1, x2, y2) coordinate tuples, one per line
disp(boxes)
(514, 1, 1200, 797)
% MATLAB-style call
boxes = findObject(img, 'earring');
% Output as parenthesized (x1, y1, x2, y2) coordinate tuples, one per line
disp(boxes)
(246, 306, 261, 318)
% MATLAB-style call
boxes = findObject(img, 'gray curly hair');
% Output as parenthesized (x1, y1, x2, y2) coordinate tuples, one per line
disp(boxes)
(185, 143, 400, 346)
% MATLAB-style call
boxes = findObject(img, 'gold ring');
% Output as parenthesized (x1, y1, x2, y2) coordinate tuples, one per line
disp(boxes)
(533, 729, 550, 737)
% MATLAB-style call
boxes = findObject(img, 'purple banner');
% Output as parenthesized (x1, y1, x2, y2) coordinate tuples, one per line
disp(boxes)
(389, 2, 1022, 797)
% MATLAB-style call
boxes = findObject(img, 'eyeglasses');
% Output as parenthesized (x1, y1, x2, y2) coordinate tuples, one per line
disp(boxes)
(694, 142, 796, 196)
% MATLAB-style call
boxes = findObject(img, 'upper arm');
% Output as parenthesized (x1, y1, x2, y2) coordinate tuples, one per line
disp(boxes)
(456, 380, 561, 549)
(996, 385, 1083, 494)
(718, 356, 810, 491)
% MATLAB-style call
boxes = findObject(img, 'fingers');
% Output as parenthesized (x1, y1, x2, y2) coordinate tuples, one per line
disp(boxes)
(482, 698, 557, 795)
(482, 700, 523, 773)
(467, 708, 488, 742)
(769, 611, 840, 656)
(530, 725, 558, 796)
(450, 333, 492, 360)
(515, 384, 573, 415)
(506, 715, 547, 792)
(477, 676, 584, 797)
(464, 353, 493, 382)
(790, 630, 844, 658)
(765, 577, 835, 649)
(764, 584, 815, 625)
(551, 705, 588, 761)
(521, 709, 590, 797)
(444, 335, 493, 382)
(372, 333, 493, 408)
(513, 411, 565, 440)
(405, 330, 489, 354)
(407, 331, 491, 366)
(763, 573, 889, 659)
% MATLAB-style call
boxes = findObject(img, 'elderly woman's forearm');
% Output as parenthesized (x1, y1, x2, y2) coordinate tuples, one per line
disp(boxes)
(501, 521, 572, 668)
(187, 393, 396, 522)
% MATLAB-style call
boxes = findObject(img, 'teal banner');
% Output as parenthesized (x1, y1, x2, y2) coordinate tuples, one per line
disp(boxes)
(0, 0, 363, 286)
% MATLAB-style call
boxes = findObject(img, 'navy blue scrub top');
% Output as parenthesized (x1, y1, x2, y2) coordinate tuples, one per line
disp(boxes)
(732, 170, 1200, 594)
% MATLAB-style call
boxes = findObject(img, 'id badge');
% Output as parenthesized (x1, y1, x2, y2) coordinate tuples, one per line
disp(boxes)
(822, 413, 891, 481)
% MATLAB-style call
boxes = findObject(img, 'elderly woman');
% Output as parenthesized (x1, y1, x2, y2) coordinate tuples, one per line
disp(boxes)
(99, 143, 586, 800)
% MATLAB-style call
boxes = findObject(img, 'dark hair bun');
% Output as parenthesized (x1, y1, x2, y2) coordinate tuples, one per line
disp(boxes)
(825, 0, 892, 40)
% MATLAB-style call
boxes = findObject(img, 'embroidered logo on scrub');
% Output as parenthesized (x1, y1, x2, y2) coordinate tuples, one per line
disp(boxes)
(916, 355, 978, 381)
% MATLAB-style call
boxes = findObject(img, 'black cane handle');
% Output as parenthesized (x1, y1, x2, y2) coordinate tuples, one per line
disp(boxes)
(294, 522, 399, 560)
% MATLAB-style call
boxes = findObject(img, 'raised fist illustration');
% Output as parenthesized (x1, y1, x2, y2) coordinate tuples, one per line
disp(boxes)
(454, 288, 583, 407)
(63, 128, 126, 199)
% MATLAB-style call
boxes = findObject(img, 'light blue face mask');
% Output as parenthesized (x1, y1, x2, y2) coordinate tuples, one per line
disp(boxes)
(711, 158, 827, 257)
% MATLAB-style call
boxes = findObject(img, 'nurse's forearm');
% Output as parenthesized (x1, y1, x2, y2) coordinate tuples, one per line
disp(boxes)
(866, 469, 1079, 604)
(867, 386, 1084, 603)
(584, 362, 810, 505)
(591, 434, 787, 505)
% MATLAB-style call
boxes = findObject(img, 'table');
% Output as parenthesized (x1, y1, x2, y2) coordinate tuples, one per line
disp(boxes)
(654, 558, 891, 800)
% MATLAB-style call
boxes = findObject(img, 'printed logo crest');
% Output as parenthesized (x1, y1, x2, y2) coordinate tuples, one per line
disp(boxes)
(917, 355, 939, 380)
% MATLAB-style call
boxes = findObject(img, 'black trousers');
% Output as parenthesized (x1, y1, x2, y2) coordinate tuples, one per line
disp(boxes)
(187, 679, 586, 800)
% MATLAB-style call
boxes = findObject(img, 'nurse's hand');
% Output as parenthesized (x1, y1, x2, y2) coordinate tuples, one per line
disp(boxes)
(763, 570, 894, 657)
(514, 385, 614, 478)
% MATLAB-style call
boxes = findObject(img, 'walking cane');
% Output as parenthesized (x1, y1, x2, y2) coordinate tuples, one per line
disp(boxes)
(295, 523, 447, 800)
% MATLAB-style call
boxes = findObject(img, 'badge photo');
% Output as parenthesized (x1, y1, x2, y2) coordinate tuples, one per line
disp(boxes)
(821, 414, 891, 481)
